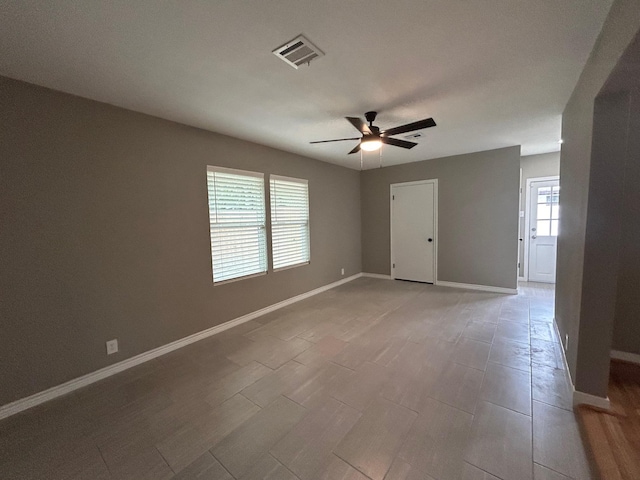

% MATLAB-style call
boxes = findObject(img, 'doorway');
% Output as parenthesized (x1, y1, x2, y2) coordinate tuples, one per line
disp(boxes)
(390, 179, 438, 283)
(525, 176, 559, 283)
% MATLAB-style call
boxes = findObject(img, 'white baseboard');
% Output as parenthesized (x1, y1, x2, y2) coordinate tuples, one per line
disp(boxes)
(611, 350, 640, 365)
(552, 318, 611, 411)
(435, 280, 517, 295)
(0, 273, 363, 421)
(361, 272, 392, 280)
(518, 276, 526, 281)
(553, 317, 573, 386)
(573, 391, 611, 410)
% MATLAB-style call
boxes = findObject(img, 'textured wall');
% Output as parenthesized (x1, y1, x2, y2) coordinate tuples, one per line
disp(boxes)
(361, 146, 520, 290)
(612, 88, 640, 357)
(556, 0, 640, 396)
(0, 76, 362, 405)
(577, 91, 633, 397)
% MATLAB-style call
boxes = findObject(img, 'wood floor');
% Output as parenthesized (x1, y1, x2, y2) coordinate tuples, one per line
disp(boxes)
(577, 360, 640, 479)
(0, 278, 594, 480)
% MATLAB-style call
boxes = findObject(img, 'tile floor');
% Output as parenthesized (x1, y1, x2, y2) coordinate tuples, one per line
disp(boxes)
(0, 278, 594, 480)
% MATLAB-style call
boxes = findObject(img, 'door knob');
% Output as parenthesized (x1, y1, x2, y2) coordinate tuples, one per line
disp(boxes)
(428, 238, 433, 242)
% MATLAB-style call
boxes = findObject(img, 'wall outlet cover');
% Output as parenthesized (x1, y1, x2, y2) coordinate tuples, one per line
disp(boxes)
(106, 339, 118, 355)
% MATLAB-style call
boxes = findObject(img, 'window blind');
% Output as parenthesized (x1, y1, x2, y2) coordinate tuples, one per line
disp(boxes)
(207, 166, 267, 283)
(270, 175, 310, 270)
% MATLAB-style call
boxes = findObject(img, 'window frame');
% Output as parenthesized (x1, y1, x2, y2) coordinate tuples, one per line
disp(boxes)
(269, 174, 310, 272)
(206, 165, 268, 285)
(535, 184, 560, 237)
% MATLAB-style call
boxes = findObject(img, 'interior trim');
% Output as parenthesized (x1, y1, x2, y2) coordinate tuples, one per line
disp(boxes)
(611, 350, 640, 365)
(435, 280, 517, 295)
(361, 273, 393, 280)
(389, 178, 439, 285)
(523, 175, 560, 282)
(553, 317, 611, 411)
(0, 273, 363, 421)
(573, 391, 612, 410)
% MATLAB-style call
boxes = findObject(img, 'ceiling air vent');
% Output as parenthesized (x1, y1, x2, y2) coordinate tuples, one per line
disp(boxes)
(404, 132, 423, 140)
(272, 35, 324, 69)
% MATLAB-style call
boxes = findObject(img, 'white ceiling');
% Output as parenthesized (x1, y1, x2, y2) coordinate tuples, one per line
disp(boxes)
(0, 1, 613, 169)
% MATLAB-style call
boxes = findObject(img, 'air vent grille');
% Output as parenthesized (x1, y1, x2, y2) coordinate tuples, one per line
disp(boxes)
(404, 132, 423, 140)
(273, 35, 324, 69)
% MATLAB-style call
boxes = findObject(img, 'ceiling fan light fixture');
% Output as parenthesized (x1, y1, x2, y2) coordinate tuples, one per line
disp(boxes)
(360, 138, 382, 151)
(309, 112, 435, 155)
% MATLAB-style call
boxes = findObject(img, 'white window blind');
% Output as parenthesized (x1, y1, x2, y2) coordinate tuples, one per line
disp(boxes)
(207, 166, 267, 283)
(270, 175, 310, 270)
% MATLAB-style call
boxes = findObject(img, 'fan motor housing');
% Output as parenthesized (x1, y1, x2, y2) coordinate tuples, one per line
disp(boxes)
(365, 111, 378, 124)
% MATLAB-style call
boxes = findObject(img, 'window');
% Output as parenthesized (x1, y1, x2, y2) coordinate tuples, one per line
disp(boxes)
(270, 175, 310, 270)
(536, 184, 560, 236)
(206, 166, 267, 283)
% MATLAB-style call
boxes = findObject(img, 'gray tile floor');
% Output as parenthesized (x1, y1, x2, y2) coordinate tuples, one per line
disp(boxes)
(0, 278, 594, 480)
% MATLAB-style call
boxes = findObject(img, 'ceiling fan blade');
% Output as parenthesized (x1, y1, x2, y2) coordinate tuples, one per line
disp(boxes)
(381, 137, 418, 149)
(381, 118, 436, 137)
(310, 137, 360, 144)
(348, 143, 361, 155)
(346, 117, 372, 135)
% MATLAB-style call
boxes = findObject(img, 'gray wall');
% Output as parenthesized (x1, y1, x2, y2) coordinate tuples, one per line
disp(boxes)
(604, 30, 640, 358)
(0, 76, 362, 405)
(556, 0, 640, 397)
(361, 146, 520, 290)
(577, 90, 634, 397)
(518, 152, 561, 278)
(612, 88, 640, 356)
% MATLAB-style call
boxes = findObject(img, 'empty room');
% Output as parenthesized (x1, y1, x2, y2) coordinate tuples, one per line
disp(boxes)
(2, 1, 640, 480)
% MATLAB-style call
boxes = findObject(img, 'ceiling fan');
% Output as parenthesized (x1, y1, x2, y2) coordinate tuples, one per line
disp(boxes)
(310, 111, 436, 154)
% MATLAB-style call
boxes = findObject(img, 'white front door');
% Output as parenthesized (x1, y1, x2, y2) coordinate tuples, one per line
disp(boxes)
(391, 180, 436, 283)
(528, 179, 559, 283)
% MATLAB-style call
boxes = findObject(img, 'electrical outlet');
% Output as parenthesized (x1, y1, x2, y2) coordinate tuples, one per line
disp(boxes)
(341, 268, 345, 276)
(106, 339, 118, 355)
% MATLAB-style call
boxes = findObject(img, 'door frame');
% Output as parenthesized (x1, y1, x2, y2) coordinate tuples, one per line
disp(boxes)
(390, 179, 438, 283)
(524, 175, 560, 281)
(518, 167, 524, 280)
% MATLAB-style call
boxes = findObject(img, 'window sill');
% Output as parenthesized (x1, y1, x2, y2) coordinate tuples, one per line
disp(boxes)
(213, 271, 267, 286)
(273, 261, 310, 273)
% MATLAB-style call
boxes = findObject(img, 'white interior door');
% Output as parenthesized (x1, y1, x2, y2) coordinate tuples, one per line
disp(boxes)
(528, 179, 559, 283)
(391, 181, 436, 283)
